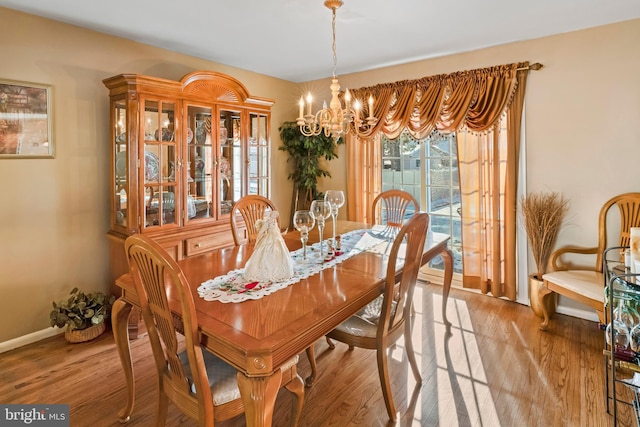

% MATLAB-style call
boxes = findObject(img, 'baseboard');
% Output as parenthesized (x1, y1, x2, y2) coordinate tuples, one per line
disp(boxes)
(419, 273, 601, 324)
(0, 327, 64, 354)
(555, 304, 600, 323)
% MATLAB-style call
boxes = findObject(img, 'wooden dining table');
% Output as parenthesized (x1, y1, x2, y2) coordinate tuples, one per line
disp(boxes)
(111, 220, 454, 427)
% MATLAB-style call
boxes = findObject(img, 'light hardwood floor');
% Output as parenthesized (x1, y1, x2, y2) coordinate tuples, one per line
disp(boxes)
(0, 282, 633, 426)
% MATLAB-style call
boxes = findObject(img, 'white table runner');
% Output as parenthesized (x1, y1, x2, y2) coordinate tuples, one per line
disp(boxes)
(197, 228, 394, 303)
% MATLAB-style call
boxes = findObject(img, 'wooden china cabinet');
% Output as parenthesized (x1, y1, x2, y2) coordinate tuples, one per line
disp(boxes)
(103, 71, 273, 314)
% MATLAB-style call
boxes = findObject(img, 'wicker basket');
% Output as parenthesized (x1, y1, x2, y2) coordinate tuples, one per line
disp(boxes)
(64, 321, 106, 343)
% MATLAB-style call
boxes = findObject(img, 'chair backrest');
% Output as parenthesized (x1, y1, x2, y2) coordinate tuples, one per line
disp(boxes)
(125, 234, 213, 420)
(230, 195, 277, 246)
(371, 190, 420, 228)
(379, 212, 429, 340)
(595, 192, 640, 270)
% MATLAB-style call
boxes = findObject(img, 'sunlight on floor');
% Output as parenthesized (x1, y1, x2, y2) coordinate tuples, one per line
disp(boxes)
(391, 285, 501, 426)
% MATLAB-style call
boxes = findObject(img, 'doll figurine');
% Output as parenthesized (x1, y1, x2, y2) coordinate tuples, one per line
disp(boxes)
(243, 211, 293, 282)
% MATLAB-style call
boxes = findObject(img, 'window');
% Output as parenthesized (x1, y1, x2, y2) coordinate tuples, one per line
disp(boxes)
(381, 130, 462, 274)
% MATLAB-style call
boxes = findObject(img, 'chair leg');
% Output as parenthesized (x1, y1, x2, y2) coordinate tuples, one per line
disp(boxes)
(285, 373, 305, 427)
(325, 336, 335, 349)
(304, 345, 317, 387)
(376, 348, 397, 422)
(404, 321, 422, 385)
(156, 385, 169, 426)
(538, 287, 555, 331)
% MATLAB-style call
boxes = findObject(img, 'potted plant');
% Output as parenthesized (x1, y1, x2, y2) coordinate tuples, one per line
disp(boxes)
(50, 287, 116, 343)
(520, 192, 569, 318)
(278, 121, 344, 220)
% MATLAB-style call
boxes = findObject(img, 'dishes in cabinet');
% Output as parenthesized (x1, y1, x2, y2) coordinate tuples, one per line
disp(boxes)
(194, 156, 205, 178)
(116, 150, 159, 182)
(219, 155, 230, 179)
(195, 123, 206, 144)
(145, 151, 159, 182)
(187, 127, 194, 144)
(115, 151, 127, 178)
(154, 128, 174, 142)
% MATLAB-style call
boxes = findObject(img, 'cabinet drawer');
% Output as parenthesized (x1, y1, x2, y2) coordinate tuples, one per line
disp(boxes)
(186, 233, 229, 256)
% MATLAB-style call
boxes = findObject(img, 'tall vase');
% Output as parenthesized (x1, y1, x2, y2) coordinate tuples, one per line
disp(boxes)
(529, 274, 556, 318)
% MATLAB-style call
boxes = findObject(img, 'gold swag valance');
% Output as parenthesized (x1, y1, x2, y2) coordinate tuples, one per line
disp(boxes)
(349, 61, 540, 140)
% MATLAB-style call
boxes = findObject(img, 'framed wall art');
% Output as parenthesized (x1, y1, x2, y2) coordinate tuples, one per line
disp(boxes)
(0, 79, 54, 158)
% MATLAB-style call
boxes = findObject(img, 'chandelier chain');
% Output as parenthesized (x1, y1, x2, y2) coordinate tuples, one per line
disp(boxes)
(331, 7, 338, 79)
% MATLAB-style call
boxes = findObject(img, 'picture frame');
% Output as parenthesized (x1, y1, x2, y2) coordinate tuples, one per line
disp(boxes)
(0, 79, 54, 158)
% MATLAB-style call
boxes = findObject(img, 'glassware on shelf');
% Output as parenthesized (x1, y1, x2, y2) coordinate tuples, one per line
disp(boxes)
(606, 319, 631, 349)
(614, 298, 640, 331)
(293, 210, 316, 262)
(630, 324, 640, 353)
(324, 190, 345, 245)
(310, 200, 332, 258)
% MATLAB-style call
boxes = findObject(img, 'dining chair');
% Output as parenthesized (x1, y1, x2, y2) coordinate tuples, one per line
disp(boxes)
(230, 195, 278, 246)
(326, 212, 430, 421)
(371, 189, 422, 317)
(124, 234, 305, 426)
(371, 189, 420, 228)
(539, 192, 640, 330)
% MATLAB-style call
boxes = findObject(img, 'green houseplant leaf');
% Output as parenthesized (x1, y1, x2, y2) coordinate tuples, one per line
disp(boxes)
(50, 288, 116, 331)
(278, 121, 344, 211)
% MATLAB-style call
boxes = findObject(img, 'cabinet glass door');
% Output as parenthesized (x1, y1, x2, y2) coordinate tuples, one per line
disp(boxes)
(220, 109, 242, 206)
(143, 100, 177, 229)
(113, 98, 128, 228)
(186, 105, 214, 222)
(249, 112, 269, 197)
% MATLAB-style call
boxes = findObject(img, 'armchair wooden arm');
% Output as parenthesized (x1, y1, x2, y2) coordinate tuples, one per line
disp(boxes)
(538, 192, 640, 331)
(549, 245, 599, 272)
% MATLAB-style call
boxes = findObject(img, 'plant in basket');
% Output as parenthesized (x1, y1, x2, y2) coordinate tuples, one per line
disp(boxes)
(50, 287, 116, 343)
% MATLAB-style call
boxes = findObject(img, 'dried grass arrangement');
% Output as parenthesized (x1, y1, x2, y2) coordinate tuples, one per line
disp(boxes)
(520, 192, 569, 277)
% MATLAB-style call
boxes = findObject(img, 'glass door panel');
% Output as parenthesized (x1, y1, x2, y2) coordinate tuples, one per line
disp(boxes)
(249, 113, 269, 197)
(143, 100, 176, 228)
(144, 185, 177, 227)
(114, 99, 128, 227)
(186, 105, 214, 221)
(221, 109, 242, 205)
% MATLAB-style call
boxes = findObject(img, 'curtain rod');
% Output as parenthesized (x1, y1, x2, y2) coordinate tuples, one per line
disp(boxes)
(517, 62, 543, 71)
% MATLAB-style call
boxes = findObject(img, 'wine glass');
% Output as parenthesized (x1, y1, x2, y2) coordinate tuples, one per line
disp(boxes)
(324, 190, 345, 244)
(293, 210, 316, 261)
(310, 200, 332, 258)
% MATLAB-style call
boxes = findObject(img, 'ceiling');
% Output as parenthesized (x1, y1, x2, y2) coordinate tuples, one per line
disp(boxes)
(2, 0, 639, 82)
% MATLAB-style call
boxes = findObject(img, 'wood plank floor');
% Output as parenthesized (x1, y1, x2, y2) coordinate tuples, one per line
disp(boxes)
(0, 282, 633, 426)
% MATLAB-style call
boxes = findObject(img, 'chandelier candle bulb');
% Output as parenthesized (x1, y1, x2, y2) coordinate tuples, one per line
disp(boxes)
(368, 95, 374, 118)
(306, 92, 313, 116)
(298, 96, 304, 119)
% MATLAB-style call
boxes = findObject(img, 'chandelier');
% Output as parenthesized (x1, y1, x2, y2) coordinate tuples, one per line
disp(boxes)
(297, 0, 377, 141)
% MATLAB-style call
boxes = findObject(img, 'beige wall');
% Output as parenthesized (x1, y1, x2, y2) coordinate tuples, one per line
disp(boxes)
(1, 5, 638, 343)
(0, 8, 298, 343)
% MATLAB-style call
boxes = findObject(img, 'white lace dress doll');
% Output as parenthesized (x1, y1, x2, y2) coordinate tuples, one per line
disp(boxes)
(242, 211, 294, 282)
